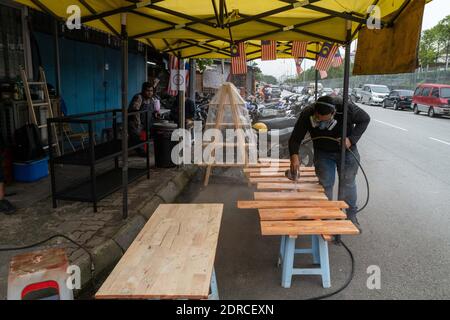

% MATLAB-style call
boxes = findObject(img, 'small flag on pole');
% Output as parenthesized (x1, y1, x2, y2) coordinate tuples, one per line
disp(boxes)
(295, 58, 303, 75)
(315, 42, 338, 71)
(167, 55, 179, 96)
(291, 41, 308, 58)
(319, 70, 328, 79)
(261, 40, 277, 61)
(331, 49, 343, 68)
(231, 42, 247, 75)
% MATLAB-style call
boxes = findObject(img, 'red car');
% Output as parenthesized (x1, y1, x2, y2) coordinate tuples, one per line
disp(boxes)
(412, 83, 450, 117)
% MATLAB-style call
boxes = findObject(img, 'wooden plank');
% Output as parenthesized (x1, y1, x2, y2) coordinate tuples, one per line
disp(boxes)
(322, 235, 333, 242)
(246, 163, 295, 168)
(257, 183, 324, 191)
(248, 171, 317, 178)
(260, 220, 360, 236)
(249, 177, 319, 184)
(258, 158, 291, 163)
(243, 167, 315, 173)
(254, 192, 328, 201)
(237, 200, 349, 209)
(258, 208, 346, 220)
(95, 204, 223, 300)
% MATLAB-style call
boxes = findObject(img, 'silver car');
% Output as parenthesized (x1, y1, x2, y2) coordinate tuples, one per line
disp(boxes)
(360, 84, 390, 106)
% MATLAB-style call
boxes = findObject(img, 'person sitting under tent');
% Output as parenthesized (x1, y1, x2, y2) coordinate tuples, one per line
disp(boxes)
(170, 94, 196, 127)
(128, 82, 160, 156)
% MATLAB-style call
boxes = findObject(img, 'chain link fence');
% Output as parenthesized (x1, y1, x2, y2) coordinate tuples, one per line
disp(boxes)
(298, 68, 450, 90)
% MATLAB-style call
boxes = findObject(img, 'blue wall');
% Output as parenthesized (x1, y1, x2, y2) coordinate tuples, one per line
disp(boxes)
(34, 32, 145, 116)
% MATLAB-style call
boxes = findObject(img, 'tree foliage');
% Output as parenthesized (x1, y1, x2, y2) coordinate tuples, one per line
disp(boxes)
(419, 15, 450, 68)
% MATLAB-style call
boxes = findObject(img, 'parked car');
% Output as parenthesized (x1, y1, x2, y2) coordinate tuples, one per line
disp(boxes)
(293, 86, 304, 94)
(412, 84, 450, 117)
(351, 88, 363, 102)
(382, 90, 414, 110)
(322, 88, 334, 96)
(271, 85, 282, 98)
(360, 84, 390, 105)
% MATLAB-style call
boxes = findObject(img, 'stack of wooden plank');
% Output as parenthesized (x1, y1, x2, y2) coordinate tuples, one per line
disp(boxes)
(238, 159, 360, 288)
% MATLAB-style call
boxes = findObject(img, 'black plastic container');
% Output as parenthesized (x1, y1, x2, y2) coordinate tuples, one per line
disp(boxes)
(153, 122, 178, 168)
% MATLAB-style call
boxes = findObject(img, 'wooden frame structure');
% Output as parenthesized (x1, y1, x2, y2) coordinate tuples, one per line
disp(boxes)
(203, 82, 256, 186)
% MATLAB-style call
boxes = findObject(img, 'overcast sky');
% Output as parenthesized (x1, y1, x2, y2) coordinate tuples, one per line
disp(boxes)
(257, 0, 450, 79)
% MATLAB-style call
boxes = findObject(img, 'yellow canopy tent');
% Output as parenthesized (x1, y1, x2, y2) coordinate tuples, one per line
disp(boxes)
(14, 0, 430, 218)
(14, 0, 426, 60)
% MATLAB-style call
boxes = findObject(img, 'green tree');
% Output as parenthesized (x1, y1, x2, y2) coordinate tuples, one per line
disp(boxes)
(419, 15, 450, 68)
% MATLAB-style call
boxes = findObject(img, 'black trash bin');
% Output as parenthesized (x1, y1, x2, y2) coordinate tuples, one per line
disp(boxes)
(152, 122, 178, 168)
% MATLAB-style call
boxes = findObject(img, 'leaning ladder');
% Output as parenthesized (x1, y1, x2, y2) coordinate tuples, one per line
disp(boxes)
(20, 67, 61, 156)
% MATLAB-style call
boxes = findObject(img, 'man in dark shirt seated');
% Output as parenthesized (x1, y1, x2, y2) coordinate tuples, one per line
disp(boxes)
(128, 82, 160, 155)
(289, 95, 370, 230)
(170, 94, 196, 126)
(0, 136, 16, 215)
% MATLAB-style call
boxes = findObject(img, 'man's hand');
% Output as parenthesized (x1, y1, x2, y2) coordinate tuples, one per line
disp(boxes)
(345, 137, 352, 149)
(290, 154, 300, 175)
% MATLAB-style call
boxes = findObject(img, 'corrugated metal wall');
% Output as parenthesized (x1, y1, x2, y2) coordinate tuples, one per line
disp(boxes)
(34, 32, 145, 116)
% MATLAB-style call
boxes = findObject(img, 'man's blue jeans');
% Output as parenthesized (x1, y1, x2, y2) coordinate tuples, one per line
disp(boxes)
(313, 146, 360, 218)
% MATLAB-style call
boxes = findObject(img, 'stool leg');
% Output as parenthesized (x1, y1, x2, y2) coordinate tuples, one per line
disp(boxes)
(278, 236, 286, 267)
(209, 267, 219, 300)
(318, 237, 331, 288)
(281, 236, 296, 288)
(312, 235, 320, 265)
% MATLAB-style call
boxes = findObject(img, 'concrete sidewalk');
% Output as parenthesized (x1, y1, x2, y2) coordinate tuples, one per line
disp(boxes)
(0, 157, 197, 299)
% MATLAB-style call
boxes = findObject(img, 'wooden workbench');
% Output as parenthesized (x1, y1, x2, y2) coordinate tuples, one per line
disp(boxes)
(95, 204, 223, 300)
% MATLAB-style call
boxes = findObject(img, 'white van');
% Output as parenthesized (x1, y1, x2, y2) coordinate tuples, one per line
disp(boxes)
(360, 84, 390, 106)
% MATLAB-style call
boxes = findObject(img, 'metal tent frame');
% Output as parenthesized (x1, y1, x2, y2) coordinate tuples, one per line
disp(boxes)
(16, 0, 424, 218)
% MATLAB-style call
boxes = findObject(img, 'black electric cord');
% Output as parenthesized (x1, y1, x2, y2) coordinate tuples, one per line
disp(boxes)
(305, 239, 354, 300)
(302, 136, 370, 213)
(0, 234, 96, 289)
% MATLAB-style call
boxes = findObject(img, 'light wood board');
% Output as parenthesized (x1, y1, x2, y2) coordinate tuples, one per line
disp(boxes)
(248, 171, 317, 178)
(254, 192, 328, 201)
(258, 158, 291, 163)
(260, 220, 360, 236)
(243, 167, 315, 173)
(249, 177, 319, 184)
(258, 208, 347, 221)
(95, 204, 223, 300)
(246, 163, 308, 168)
(257, 183, 324, 191)
(237, 200, 349, 209)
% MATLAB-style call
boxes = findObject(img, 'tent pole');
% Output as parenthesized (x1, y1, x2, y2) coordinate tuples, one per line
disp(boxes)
(314, 70, 319, 101)
(338, 21, 352, 203)
(189, 59, 196, 99)
(121, 13, 129, 219)
(315, 42, 319, 101)
(53, 19, 61, 97)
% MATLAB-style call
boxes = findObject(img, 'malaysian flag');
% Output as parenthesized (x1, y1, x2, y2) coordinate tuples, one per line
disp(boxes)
(231, 42, 247, 75)
(168, 55, 179, 96)
(295, 58, 303, 75)
(315, 42, 338, 71)
(331, 49, 343, 68)
(261, 40, 277, 61)
(291, 41, 308, 58)
(319, 70, 328, 79)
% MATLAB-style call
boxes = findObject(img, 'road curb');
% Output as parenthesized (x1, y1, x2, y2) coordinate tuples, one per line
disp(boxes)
(75, 165, 198, 296)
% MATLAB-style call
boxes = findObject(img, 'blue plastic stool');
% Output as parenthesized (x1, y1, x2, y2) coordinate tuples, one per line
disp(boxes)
(279, 235, 331, 288)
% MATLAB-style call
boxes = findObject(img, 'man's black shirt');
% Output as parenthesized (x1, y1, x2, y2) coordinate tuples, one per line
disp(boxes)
(289, 97, 371, 155)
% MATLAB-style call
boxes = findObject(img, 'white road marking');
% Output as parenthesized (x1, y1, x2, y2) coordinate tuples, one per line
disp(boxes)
(429, 137, 450, 146)
(373, 119, 408, 132)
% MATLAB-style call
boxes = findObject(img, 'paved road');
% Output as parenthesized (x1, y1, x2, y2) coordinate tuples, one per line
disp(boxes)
(176, 103, 450, 299)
